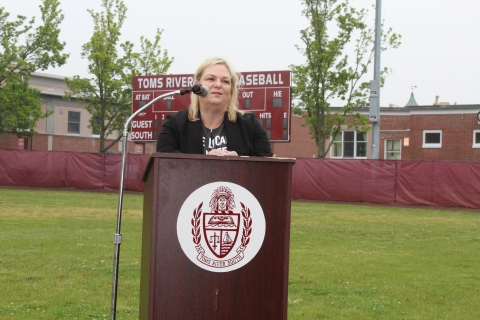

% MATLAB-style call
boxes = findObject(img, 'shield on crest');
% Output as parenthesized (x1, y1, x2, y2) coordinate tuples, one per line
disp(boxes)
(202, 186, 241, 258)
(203, 213, 240, 258)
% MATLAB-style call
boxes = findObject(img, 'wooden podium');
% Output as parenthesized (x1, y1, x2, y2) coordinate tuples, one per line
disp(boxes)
(139, 153, 295, 319)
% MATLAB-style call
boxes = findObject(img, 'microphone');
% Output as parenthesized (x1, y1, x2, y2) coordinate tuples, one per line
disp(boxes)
(191, 84, 210, 98)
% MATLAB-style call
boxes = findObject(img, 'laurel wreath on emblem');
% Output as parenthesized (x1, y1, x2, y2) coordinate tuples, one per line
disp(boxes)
(240, 203, 252, 247)
(191, 202, 203, 244)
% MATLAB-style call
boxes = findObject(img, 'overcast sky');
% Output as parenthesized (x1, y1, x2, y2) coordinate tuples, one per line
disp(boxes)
(4, 0, 480, 107)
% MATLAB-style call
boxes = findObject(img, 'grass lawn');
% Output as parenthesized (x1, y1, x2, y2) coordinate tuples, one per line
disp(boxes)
(1, 188, 479, 319)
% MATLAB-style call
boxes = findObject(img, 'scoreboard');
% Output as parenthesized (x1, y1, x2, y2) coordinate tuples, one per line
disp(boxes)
(131, 70, 291, 142)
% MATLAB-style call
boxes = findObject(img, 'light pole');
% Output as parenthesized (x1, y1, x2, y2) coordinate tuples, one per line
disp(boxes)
(369, 0, 382, 159)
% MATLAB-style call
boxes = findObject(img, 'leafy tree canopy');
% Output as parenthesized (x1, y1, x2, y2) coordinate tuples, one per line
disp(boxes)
(0, 79, 46, 135)
(64, 0, 173, 153)
(291, 0, 401, 157)
(0, 0, 68, 136)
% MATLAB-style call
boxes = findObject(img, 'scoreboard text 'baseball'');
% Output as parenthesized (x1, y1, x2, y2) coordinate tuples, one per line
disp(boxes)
(131, 70, 291, 142)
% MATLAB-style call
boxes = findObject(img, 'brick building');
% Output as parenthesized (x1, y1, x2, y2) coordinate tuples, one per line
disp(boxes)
(0, 72, 148, 154)
(322, 100, 480, 161)
(271, 99, 480, 161)
(1, 73, 479, 161)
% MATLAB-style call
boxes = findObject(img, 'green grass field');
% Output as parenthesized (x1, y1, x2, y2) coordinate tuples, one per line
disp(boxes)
(1, 188, 479, 319)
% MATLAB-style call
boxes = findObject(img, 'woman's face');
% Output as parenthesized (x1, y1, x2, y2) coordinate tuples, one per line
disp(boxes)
(198, 64, 232, 109)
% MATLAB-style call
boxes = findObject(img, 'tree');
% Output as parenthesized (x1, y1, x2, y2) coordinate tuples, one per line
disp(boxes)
(129, 29, 174, 76)
(0, 0, 68, 136)
(290, 0, 400, 158)
(64, 0, 173, 153)
(0, 80, 44, 135)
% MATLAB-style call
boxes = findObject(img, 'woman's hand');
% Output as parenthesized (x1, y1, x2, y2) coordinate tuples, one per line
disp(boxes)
(207, 149, 238, 156)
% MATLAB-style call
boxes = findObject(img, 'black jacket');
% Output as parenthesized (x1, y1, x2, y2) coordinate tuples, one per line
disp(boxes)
(156, 109, 272, 156)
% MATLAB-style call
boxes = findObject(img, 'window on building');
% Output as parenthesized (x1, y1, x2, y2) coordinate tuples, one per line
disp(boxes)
(331, 132, 343, 157)
(68, 111, 80, 134)
(473, 130, 480, 148)
(385, 139, 401, 160)
(23, 137, 29, 150)
(422, 130, 442, 148)
(331, 131, 367, 158)
(356, 132, 367, 157)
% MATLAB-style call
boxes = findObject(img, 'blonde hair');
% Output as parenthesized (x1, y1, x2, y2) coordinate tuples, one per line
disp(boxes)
(188, 57, 244, 122)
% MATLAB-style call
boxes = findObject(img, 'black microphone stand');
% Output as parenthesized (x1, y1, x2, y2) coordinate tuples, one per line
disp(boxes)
(110, 88, 191, 320)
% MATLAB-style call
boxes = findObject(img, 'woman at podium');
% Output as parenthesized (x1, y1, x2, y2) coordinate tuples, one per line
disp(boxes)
(156, 57, 272, 157)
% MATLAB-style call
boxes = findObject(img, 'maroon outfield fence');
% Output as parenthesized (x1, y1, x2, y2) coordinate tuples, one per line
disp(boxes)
(0, 149, 148, 192)
(1, 150, 480, 209)
(292, 158, 480, 209)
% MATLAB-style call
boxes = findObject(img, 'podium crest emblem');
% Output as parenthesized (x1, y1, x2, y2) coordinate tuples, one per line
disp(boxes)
(177, 182, 265, 272)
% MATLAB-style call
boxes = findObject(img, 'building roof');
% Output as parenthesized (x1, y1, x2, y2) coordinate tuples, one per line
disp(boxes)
(28, 72, 71, 97)
(405, 92, 419, 106)
(331, 104, 480, 117)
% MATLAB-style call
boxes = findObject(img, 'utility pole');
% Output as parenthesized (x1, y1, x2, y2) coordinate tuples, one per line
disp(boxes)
(369, 0, 382, 159)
